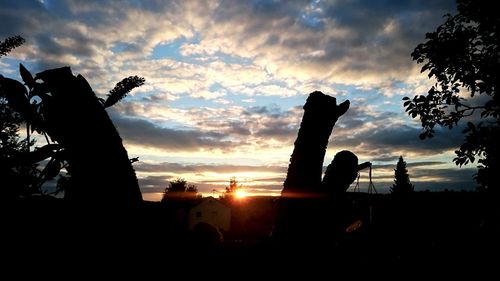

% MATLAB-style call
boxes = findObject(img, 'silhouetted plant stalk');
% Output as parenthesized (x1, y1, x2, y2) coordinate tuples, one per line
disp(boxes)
(102, 76, 145, 108)
(0, 36, 25, 57)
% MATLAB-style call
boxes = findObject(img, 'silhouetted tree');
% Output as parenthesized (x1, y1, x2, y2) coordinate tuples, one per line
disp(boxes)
(167, 178, 189, 193)
(404, 0, 499, 193)
(186, 184, 198, 194)
(225, 177, 239, 194)
(391, 156, 414, 194)
(0, 97, 41, 198)
(162, 178, 199, 201)
(0, 36, 42, 199)
(220, 177, 243, 202)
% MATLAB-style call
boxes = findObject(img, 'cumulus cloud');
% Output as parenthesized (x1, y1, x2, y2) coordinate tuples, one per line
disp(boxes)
(181, 0, 456, 85)
(1, 0, 456, 90)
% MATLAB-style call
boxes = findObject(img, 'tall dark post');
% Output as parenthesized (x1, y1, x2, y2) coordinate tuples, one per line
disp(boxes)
(273, 91, 349, 249)
(282, 91, 349, 197)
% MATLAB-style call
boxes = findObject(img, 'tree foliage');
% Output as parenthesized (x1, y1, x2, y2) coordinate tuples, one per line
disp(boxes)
(0, 97, 40, 198)
(404, 0, 499, 191)
(390, 156, 414, 194)
(220, 177, 244, 202)
(225, 177, 239, 194)
(0, 36, 41, 199)
(162, 178, 199, 201)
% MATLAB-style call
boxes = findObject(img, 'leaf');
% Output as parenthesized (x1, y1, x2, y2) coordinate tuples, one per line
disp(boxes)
(19, 63, 35, 89)
(0, 76, 31, 118)
(44, 159, 62, 179)
(10, 144, 61, 165)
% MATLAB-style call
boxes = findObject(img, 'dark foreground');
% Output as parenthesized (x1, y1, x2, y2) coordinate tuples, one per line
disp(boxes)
(2, 192, 499, 275)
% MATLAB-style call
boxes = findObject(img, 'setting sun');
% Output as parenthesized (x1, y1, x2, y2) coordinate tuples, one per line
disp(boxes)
(234, 189, 248, 199)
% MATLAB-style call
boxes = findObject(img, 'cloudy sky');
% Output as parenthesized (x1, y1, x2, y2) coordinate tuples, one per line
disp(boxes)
(1, 0, 476, 200)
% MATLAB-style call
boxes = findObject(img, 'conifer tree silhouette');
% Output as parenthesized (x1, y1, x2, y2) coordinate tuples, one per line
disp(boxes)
(391, 156, 414, 194)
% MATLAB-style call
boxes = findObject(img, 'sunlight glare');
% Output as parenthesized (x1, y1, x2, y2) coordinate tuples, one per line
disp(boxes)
(234, 189, 248, 199)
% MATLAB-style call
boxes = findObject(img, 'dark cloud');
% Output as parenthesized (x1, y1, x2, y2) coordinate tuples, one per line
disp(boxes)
(208, 0, 456, 79)
(226, 121, 252, 136)
(318, 0, 456, 71)
(241, 104, 301, 140)
(412, 167, 476, 181)
(111, 102, 301, 147)
(0, 0, 183, 76)
(0, 1, 106, 68)
(334, 124, 464, 154)
(252, 177, 286, 183)
(355, 181, 476, 193)
(254, 121, 297, 141)
(367, 125, 463, 152)
(352, 166, 476, 193)
(0, 1, 47, 36)
(371, 155, 400, 162)
(372, 161, 446, 169)
(111, 115, 234, 152)
(337, 108, 400, 130)
(408, 161, 447, 168)
(1, 0, 457, 81)
(139, 175, 170, 190)
(135, 162, 286, 174)
(243, 105, 294, 118)
(194, 119, 252, 136)
(214, 0, 300, 31)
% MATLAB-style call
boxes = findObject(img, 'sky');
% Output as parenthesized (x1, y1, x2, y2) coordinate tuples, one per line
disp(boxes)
(0, 0, 477, 200)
